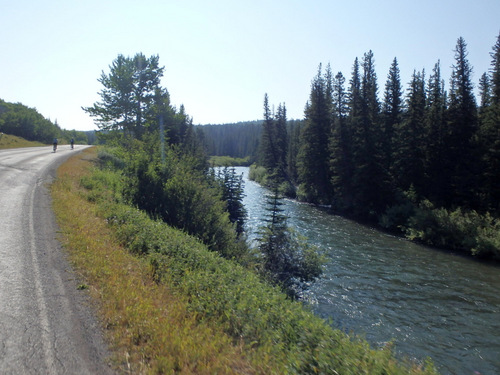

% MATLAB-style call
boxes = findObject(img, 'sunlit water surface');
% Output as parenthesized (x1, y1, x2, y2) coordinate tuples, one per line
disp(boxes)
(236, 167, 500, 375)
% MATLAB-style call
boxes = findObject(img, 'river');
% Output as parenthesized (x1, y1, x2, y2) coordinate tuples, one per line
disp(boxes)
(236, 167, 500, 375)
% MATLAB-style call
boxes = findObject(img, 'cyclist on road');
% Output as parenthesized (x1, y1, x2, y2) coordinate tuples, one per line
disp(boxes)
(53, 138, 58, 152)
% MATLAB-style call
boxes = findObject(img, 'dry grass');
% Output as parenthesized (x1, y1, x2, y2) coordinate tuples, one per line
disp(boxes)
(0, 133, 45, 148)
(51, 148, 257, 374)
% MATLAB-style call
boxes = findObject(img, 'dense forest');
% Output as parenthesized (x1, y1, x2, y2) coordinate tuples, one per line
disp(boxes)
(0, 99, 91, 144)
(201, 34, 500, 260)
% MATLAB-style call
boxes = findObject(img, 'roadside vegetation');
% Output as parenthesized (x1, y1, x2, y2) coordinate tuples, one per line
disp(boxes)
(52, 147, 438, 374)
(0, 98, 93, 144)
(0, 132, 45, 148)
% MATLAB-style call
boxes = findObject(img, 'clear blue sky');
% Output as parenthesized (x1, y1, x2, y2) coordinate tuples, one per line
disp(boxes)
(1, 0, 499, 131)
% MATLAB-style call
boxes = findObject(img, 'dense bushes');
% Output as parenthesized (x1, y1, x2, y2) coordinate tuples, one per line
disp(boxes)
(82, 175, 437, 374)
(380, 198, 500, 260)
(405, 201, 500, 259)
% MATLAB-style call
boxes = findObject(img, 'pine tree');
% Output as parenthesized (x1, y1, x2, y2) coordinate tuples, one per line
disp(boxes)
(297, 64, 333, 204)
(478, 32, 500, 211)
(446, 37, 478, 207)
(84, 53, 164, 139)
(258, 188, 323, 298)
(259, 94, 288, 181)
(382, 57, 403, 170)
(350, 51, 392, 216)
(393, 70, 427, 193)
(329, 71, 353, 211)
(425, 61, 448, 204)
(216, 167, 247, 235)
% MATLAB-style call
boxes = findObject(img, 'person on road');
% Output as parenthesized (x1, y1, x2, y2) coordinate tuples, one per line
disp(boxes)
(53, 138, 58, 152)
(70, 138, 74, 149)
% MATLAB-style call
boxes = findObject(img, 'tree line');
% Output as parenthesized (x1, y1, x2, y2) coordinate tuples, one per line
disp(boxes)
(221, 34, 500, 259)
(0, 99, 90, 144)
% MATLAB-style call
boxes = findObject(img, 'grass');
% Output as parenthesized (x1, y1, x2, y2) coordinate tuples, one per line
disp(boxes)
(51, 147, 439, 374)
(0, 133, 46, 148)
(52, 148, 256, 373)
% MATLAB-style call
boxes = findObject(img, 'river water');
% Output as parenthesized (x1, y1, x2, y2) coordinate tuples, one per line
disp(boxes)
(236, 167, 500, 375)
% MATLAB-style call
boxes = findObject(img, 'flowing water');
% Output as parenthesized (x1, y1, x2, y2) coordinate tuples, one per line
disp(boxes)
(236, 167, 500, 375)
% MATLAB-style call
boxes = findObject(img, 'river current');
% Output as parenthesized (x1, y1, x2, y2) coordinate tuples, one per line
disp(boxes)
(236, 167, 500, 375)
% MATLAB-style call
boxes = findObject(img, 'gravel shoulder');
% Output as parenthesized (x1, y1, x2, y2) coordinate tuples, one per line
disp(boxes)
(0, 146, 113, 374)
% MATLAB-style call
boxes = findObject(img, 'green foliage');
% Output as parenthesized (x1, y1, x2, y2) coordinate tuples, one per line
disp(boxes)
(209, 155, 251, 166)
(86, 192, 437, 374)
(0, 98, 88, 144)
(198, 121, 262, 160)
(258, 190, 324, 298)
(404, 201, 500, 259)
(213, 167, 247, 235)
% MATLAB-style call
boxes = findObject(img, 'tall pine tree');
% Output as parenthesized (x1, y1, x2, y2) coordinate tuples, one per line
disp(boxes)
(478, 32, 500, 211)
(297, 64, 333, 204)
(393, 70, 427, 194)
(446, 37, 478, 208)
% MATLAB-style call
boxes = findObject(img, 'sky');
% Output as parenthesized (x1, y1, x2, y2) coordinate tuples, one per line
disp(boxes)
(1, 0, 499, 131)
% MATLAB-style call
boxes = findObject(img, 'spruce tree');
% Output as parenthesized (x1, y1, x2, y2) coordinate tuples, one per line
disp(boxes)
(425, 61, 448, 204)
(393, 70, 427, 194)
(478, 32, 500, 211)
(350, 51, 392, 217)
(329, 71, 353, 211)
(446, 37, 478, 208)
(382, 57, 403, 170)
(258, 188, 323, 298)
(297, 65, 333, 204)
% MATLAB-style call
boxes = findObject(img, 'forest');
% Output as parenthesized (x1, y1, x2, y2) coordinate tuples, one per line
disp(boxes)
(0, 99, 91, 144)
(200, 34, 500, 260)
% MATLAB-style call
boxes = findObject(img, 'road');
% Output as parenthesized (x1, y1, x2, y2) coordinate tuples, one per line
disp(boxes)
(0, 145, 113, 374)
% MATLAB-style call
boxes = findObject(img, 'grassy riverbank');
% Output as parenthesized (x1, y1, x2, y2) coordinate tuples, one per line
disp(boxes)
(51, 147, 438, 374)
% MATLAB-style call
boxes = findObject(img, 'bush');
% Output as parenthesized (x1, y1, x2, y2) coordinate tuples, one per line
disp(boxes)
(405, 200, 500, 259)
(100, 200, 438, 374)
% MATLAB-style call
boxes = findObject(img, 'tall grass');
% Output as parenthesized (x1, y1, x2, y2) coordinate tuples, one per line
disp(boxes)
(0, 133, 45, 148)
(51, 147, 439, 374)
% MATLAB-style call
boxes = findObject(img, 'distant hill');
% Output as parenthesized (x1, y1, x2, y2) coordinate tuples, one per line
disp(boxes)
(0, 98, 92, 144)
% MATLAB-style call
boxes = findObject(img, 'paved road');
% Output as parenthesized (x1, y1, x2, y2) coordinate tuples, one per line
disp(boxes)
(0, 145, 113, 374)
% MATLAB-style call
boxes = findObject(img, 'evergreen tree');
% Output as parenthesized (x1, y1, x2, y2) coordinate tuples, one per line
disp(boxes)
(350, 51, 392, 216)
(297, 64, 332, 204)
(258, 188, 323, 298)
(446, 37, 478, 207)
(83, 53, 164, 138)
(259, 94, 288, 180)
(393, 70, 427, 193)
(286, 119, 303, 183)
(424, 61, 448, 204)
(216, 167, 247, 235)
(382, 57, 403, 170)
(329, 71, 353, 211)
(478, 32, 500, 211)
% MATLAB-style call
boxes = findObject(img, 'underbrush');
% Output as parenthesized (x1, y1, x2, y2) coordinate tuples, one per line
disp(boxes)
(52, 147, 439, 374)
(381, 199, 500, 260)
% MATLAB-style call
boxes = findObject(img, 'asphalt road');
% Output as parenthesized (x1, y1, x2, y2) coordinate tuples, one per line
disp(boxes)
(0, 145, 113, 374)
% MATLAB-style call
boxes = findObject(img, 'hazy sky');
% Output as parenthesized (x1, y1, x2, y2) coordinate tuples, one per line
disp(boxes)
(1, 0, 499, 131)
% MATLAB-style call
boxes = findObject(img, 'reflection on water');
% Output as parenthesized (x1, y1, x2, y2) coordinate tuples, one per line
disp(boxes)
(237, 167, 500, 375)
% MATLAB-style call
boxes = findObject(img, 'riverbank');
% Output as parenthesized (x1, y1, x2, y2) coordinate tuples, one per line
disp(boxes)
(247, 164, 500, 261)
(241, 166, 500, 374)
(51, 148, 439, 374)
